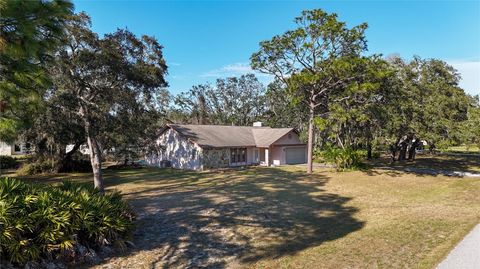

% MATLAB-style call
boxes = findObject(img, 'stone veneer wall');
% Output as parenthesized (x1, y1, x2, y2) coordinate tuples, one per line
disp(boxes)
(202, 148, 230, 169)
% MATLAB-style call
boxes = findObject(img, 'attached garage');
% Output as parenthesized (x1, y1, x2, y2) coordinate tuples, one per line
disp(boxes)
(285, 146, 306, 164)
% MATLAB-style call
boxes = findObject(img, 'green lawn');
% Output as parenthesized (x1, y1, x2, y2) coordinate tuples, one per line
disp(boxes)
(444, 145, 480, 154)
(13, 164, 480, 269)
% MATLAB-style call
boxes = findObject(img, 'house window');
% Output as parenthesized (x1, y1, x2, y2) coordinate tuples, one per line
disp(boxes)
(192, 149, 197, 159)
(231, 149, 236, 163)
(14, 144, 21, 152)
(230, 148, 247, 164)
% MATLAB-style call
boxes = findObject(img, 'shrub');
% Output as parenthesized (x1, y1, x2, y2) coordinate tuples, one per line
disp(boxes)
(371, 151, 381, 159)
(58, 159, 92, 173)
(0, 156, 19, 169)
(0, 178, 135, 265)
(18, 158, 93, 175)
(17, 159, 55, 175)
(321, 146, 366, 170)
(313, 148, 324, 162)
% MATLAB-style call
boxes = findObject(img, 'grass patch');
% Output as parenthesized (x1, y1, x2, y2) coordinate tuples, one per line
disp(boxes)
(443, 145, 480, 154)
(12, 163, 480, 269)
(369, 153, 480, 173)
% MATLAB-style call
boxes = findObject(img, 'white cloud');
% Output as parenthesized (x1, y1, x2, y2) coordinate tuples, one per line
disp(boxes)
(200, 62, 271, 79)
(449, 60, 480, 96)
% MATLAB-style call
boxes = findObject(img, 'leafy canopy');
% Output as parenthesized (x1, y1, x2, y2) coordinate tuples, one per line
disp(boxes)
(0, 0, 73, 142)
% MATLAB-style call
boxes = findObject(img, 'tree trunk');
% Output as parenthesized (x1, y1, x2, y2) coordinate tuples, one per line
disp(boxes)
(429, 142, 436, 154)
(198, 94, 206, 125)
(397, 135, 408, 161)
(389, 144, 397, 163)
(407, 144, 415, 160)
(408, 138, 419, 160)
(79, 103, 104, 193)
(306, 102, 314, 174)
(87, 133, 104, 193)
(398, 143, 407, 161)
(55, 143, 66, 172)
(367, 143, 372, 160)
(80, 106, 105, 193)
(337, 134, 345, 149)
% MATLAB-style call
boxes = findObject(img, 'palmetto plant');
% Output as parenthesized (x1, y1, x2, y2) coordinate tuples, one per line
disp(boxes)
(321, 146, 366, 170)
(0, 178, 135, 264)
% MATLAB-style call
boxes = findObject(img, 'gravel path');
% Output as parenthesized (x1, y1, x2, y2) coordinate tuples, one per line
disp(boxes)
(437, 224, 480, 269)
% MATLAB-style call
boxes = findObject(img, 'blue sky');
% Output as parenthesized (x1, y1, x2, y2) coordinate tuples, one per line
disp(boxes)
(74, 0, 480, 95)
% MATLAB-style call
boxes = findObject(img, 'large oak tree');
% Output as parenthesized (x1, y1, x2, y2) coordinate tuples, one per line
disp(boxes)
(50, 13, 167, 191)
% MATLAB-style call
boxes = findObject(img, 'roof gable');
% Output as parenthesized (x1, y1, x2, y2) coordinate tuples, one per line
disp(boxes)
(252, 128, 295, 147)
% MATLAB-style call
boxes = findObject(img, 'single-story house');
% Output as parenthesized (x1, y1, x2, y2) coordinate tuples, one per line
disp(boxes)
(0, 141, 32, 156)
(145, 122, 307, 170)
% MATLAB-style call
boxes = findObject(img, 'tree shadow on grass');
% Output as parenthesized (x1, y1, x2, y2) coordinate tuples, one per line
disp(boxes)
(95, 167, 364, 268)
(364, 153, 480, 178)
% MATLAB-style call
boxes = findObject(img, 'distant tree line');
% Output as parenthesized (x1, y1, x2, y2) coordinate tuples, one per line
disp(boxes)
(1, 2, 478, 188)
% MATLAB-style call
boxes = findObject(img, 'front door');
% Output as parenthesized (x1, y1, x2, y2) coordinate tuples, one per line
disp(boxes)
(254, 148, 259, 163)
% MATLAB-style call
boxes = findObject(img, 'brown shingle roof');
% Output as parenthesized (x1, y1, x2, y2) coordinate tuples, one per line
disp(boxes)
(252, 128, 294, 147)
(167, 124, 297, 148)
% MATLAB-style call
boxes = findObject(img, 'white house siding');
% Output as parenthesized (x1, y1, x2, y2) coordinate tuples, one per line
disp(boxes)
(0, 142, 13, 156)
(146, 128, 202, 170)
(0, 141, 31, 156)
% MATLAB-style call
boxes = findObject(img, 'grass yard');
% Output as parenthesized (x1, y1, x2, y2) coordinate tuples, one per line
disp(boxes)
(444, 145, 480, 154)
(13, 164, 480, 269)
(371, 153, 480, 173)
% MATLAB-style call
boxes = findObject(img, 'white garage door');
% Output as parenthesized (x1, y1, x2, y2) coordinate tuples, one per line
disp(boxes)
(285, 147, 306, 164)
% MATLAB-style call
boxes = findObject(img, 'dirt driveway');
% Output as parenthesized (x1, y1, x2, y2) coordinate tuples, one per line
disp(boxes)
(64, 165, 480, 269)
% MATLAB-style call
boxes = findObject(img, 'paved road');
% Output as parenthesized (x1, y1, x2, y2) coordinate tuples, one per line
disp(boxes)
(437, 224, 480, 269)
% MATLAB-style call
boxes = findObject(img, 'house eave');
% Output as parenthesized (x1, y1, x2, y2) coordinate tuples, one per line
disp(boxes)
(199, 144, 257, 149)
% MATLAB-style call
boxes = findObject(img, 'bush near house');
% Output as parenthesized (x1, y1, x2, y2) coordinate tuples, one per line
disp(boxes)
(17, 158, 92, 175)
(0, 178, 135, 265)
(0, 156, 19, 169)
(17, 159, 56, 175)
(321, 146, 366, 170)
